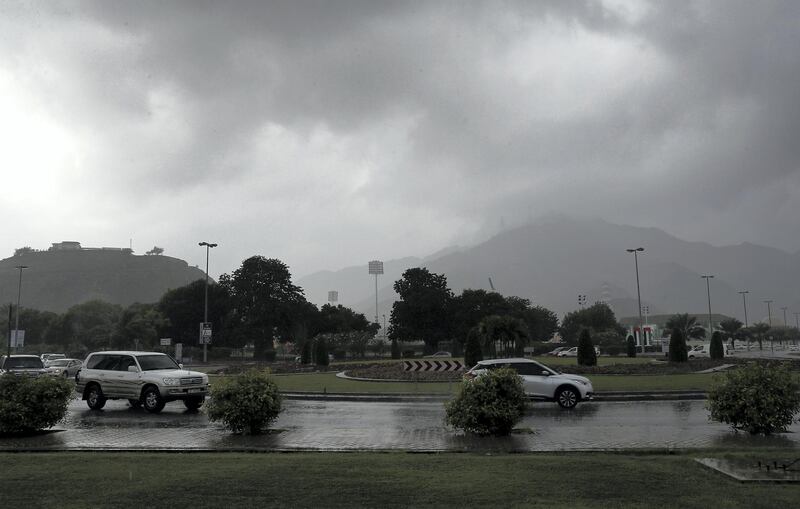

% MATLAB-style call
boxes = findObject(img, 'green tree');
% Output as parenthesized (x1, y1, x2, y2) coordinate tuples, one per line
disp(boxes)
(158, 279, 233, 347)
(477, 315, 529, 358)
(668, 327, 688, 362)
(390, 337, 400, 359)
(709, 331, 725, 359)
(449, 289, 510, 346)
(719, 318, 743, 348)
(559, 302, 622, 345)
(748, 322, 770, 350)
(220, 257, 307, 360)
(317, 304, 377, 334)
(464, 326, 483, 367)
(388, 268, 453, 353)
(626, 334, 637, 358)
(58, 300, 123, 351)
(664, 314, 706, 341)
(113, 303, 167, 350)
(315, 336, 329, 366)
(300, 340, 312, 364)
(577, 328, 597, 366)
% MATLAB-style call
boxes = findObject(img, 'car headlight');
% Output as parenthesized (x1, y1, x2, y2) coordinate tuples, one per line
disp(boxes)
(572, 379, 588, 385)
(162, 378, 180, 386)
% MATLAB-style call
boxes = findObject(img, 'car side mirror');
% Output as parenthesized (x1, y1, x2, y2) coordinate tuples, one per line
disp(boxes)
(127, 365, 139, 372)
(541, 370, 551, 376)
(179, 363, 184, 369)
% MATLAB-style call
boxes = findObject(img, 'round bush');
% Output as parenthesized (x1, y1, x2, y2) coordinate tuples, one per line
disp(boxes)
(445, 367, 525, 436)
(0, 374, 74, 434)
(707, 362, 800, 435)
(206, 369, 282, 434)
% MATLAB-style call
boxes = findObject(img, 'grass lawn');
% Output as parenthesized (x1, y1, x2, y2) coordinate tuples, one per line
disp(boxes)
(2, 451, 797, 508)
(267, 371, 717, 394)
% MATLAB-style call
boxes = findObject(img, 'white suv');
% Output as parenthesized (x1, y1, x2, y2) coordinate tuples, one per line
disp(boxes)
(465, 358, 594, 409)
(75, 351, 209, 413)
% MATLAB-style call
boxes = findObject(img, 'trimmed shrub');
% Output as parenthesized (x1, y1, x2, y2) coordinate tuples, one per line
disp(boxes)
(668, 328, 688, 362)
(626, 335, 637, 358)
(315, 338, 329, 366)
(402, 350, 416, 358)
(206, 369, 283, 434)
(263, 350, 277, 362)
(708, 362, 800, 435)
(464, 327, 483, 368)
(0, 375, 73, 434)
(445, 367, 525, 436)
(390, 338, 400, 359)
(710, 331, 724, 359)
(301, 341, 312, 364)
(577, 329, 597, 366)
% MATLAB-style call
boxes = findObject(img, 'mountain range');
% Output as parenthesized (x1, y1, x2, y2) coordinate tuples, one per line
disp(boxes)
(297, 216, 799, 326)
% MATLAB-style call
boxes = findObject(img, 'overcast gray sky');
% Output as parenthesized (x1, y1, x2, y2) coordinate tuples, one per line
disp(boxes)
(1, 0, 799, 279)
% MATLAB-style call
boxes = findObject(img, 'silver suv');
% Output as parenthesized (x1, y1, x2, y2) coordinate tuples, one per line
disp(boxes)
(465, 358, 594, 409)
(76, 351, 209, 413)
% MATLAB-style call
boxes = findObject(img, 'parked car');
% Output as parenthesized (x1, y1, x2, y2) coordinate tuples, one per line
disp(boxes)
(41, 353, 66, 366)
(545, 347, 567, 356)
(464, 358, 593, 409)
(687, 345, 710, 359)
(0, 354, 48, 377)
(557, 347, 578, 357)
(425, 351, 452, 358)
(45, 358, 83, 378)
(557, 346, 600, 357)
(75, 351, 209, 413)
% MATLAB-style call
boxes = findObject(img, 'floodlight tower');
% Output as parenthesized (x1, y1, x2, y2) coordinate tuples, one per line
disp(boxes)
(368, 260, 384, 325)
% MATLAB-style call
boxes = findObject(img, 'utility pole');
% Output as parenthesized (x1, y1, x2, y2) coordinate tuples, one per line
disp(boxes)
(13, 265, 28, 351)
(198, 242, 217, 363)
(626, 248, 645, 349)
(701, 275, 714, 335)
(737, 290, 749, 327)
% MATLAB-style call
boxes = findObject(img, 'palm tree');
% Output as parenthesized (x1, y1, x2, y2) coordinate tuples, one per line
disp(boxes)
(719, 318, 743, 348)
(748, 322, 771, 351)
(664, 313, 707, 341)
(478, 315, 529, 358)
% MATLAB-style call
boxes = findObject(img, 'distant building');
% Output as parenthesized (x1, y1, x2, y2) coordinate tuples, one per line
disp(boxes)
(50, 241, 82, 251)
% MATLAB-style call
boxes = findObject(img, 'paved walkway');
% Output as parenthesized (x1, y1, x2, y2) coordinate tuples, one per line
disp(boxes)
(3, 399, 799, 452)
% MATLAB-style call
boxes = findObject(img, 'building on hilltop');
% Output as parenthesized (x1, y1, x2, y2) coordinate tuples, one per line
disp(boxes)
(49, 241, 82, 251)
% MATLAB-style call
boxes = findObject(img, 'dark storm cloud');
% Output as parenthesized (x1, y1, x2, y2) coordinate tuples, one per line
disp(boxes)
(2, 1, 799, 276)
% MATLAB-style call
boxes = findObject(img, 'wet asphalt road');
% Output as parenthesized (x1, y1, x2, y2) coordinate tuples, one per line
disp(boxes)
(3, 398, 799, 452)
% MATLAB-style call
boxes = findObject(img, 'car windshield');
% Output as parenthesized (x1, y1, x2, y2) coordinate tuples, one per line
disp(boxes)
(136, 355, 180, 371)
(4, 357, 43, 369)
(48, 360, 70, 367)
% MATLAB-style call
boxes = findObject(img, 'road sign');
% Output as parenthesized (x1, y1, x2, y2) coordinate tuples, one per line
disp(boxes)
(10, 330, 25, 348)
(199, 322, 212, 344)
(160, 338, 172, 346)
(402, 360, 464, 372)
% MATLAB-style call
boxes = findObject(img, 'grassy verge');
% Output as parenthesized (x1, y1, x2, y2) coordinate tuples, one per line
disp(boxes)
(266, 371, 716, 394)
(1, 451, 797, 508)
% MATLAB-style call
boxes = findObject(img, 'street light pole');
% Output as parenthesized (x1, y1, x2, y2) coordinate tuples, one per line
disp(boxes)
(737, 290, 749, 327)
(198, 242, 217, 363)
(626, 248, 645, 349)
(764, 299, 773, 354)
(701, 275, 714, 335)
(13, 265, 28, 351)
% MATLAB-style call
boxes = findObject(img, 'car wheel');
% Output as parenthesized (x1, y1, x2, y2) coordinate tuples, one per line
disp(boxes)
(128, 398, 142, 408)
(86, 385, 107, 410)
(62, 371, 69, 378)
(183, 397, 204, 410)
(142, 387, 165, 413)
(556, 386, 580, 409)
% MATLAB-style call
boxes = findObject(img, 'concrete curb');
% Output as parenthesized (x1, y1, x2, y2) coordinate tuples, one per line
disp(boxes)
(281, 390, 708, 403)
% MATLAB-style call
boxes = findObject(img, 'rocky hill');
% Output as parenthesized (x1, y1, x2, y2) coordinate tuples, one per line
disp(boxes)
(0, 248, 207, 312)
(298, 216, 799, 323)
